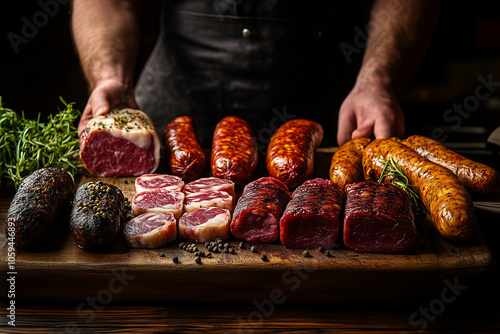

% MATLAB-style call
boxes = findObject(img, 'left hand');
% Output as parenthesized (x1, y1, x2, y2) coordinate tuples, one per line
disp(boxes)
(337, 78, 405, 146)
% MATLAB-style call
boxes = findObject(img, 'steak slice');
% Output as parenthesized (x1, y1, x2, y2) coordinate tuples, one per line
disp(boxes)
(131, 189, 185, 220)
(184, 190, 233, 213)
(280, 178, 343, 249)
(179, 207, 231, 243)
(230, 177, 291, 243)
(135, 174, 184, 193)
(183, 177, 235, 200)
(123, 212, 177, 248)
(80, 109, 160, 177)
(343, 181, 417, 253)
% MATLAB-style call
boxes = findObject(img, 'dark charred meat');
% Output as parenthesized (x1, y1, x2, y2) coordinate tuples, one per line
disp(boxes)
(5, 167, 74, 248)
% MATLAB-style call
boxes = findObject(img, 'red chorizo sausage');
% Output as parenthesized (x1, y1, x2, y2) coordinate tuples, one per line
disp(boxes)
(211, 116, 258, 187)
(363, 139, 476, 242)
(266, 119, 323, 189)
(402, 135, 499, 195)
(329, 137, 371, 190)
(164, 116, 206, 181)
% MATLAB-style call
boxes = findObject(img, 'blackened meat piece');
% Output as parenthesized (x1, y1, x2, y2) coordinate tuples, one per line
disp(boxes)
(6, 168, 74, 248)
(70, 181, 125, 250)
(231, 177, 291, 243)
(280, 178, 343, 249)
(343, 181, 417, 253)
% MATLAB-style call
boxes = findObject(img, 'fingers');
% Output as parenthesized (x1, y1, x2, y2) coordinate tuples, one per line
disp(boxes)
(91, 89, 111, 117)
(337, 106, 356, 146)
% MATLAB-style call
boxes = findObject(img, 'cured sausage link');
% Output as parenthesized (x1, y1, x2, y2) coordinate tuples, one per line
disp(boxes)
(211, 116, 258, 187)
(329, 137, 371, 190)
(164, 116, 206, 181)
(362, 139, 476, 242)
(5, 167, 74, 248)
(266, 119, 323, 189)
(402, 135, 499, 195)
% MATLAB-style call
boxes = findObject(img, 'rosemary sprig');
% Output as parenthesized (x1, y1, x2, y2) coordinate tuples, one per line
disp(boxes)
(0, 97, 83, 189)
(378, 157, 421, 207)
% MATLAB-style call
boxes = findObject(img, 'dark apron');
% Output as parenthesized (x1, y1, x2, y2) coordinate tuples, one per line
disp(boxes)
(135, 0, 364, 148)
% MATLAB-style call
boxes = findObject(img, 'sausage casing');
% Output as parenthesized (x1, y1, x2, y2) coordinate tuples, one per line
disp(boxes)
(5, 167, 74, 248)
(362, 139, 476, 242)
(403, 135, 499, 195)
(211, 116, 258, 187)
(70, 181, 125, 250)
(266, 119, 323, 189)
(164, 116, 206, 181)
(329, 137, 371, 190)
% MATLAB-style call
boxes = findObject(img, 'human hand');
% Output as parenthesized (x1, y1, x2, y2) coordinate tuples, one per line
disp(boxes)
(336, 79, 405, 146)
(78, 79, 139, 135)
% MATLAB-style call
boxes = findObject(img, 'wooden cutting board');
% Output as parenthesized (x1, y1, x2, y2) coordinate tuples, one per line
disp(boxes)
(0, 150, 495, 303)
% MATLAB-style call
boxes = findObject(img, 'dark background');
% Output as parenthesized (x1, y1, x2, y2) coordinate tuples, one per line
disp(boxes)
(1, 0, 500, 166)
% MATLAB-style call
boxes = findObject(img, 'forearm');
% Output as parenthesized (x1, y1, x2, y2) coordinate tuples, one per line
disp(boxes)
(358, 0, 439, 94)
(71, 0, 143, 91)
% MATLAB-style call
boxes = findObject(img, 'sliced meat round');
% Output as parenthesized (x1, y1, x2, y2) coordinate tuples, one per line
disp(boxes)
(131, 189, 185, 220)
(183, 177, 235, 200)
(231, 177, 291, 243)
(123, 212, 177, 248)
(135, 174, 184, 193)
(179, 207, 231, 243)
(343, 181, 417, 253)
(184, 190, 233, 213)
(280, 178, 343, 249)
(80, 108, 160, 177)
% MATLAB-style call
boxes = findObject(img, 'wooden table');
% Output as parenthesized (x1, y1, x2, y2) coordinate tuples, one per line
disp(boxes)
(1, 149, 500, 333)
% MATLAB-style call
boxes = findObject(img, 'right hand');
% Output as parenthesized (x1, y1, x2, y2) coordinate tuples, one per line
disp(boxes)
(78, 79, 139, 136)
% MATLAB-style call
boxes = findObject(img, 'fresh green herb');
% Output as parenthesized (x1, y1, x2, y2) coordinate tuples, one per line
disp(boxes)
(378, 157, 421, 207)
(0, 97, 83, 189)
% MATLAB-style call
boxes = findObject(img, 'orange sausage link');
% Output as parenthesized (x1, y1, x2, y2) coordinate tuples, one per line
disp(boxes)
(363, 139, 476, 242)
(403, 135, 499, 195)
(329, 137, 371, 189)
(211, 116, 258, 187)
(266, 119, 323, 189)
(164, 116, 206, 181)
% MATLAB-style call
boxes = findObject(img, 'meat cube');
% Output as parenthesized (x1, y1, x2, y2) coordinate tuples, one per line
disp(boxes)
(280, 178, 343, 249)
(343, 181, 417, 253)
(178, 207, 231, 243)
(131, 189, 184, 220)
(123, 212, 177, 248)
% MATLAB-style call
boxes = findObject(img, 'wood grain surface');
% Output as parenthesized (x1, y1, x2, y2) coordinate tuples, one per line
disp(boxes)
(0, 150, 496, 305)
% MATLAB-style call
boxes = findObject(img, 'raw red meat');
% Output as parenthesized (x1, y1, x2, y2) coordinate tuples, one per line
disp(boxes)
(230, 177, 291, 243)
(123, 212, 177, 248)
(280, 178, 343, 249)
(179, 207, 231, 243)
(80, 109, 160, 177)
(184, 177, 235, 199)
(184, 190, 233, 213)
(131, 189, 185, 220)
(343, 181, 417, 253)
(135, 174, 184, 193)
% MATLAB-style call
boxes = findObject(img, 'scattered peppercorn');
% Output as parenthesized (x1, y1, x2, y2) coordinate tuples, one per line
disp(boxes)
(325, 250, 332, 257)
(303, 250, 310, 257)
(239, 241, 245, 249)
(261, 254, 268, 261)
(195, 256, 201, 264)
(158, 252, 165, 257)
(251, 246, 257, 253)
(172, 256, 179, 263)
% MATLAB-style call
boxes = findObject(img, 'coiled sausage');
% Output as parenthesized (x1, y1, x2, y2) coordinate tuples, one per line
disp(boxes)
(403, 135, 499, 195)
(363, 139, 476, 242)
